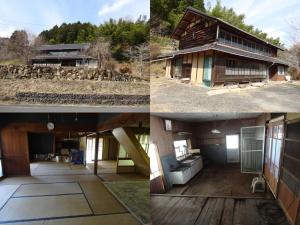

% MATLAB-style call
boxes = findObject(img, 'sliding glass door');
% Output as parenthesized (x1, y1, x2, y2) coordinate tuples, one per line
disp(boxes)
(264, 116, 284, 196)
(241, 126, 265, 173)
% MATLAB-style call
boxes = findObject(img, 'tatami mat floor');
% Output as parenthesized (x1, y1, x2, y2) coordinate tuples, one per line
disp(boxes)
(0, 166, 142, 224)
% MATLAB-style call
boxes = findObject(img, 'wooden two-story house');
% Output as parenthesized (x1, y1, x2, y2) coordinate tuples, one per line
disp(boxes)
(160, 7, 289, 87)
(31, 43, 98, 68)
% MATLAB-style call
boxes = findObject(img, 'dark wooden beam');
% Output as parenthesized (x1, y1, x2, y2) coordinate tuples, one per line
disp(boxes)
(93, 133, 100, 175)
(2, 122, 96, 133)
(96, 113, 149, 132)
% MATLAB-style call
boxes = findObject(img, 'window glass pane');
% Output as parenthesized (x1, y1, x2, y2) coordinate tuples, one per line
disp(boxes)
(0, 160, 2, 177)
(174, 140, 188, 160)
(119, 145, 128, 158)
(86, 138, 95, 163)
(226, 135, 239, 149)
(274, 139, 281, 166)
(118, 145, 134, 166)
(278, 125, 283, 139)
(273, 126, 278, 138)
(271, 139, 277, 168)
(149, 143, 161, 180)
(136, 134, 150, 153)
(268, 138, 272, 161)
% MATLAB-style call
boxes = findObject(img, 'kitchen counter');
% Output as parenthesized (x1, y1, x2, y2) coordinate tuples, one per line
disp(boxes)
(169, 155, 203, 185)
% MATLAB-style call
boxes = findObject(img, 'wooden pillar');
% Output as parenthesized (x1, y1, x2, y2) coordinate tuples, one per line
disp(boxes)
(93, 133, 100, 175)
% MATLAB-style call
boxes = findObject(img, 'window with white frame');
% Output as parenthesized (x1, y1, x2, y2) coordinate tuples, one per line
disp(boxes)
(149, 143, 161, 180)
(226, 135, 239, 149)
(278, 66, 285, 75)
(174, 140, 188, 160)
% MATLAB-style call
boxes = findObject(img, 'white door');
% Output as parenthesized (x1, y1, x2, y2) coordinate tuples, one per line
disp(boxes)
(226, 135, 240, 163)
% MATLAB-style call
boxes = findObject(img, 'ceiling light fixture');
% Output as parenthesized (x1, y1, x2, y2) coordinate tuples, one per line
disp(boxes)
(211, 129, 221, 134)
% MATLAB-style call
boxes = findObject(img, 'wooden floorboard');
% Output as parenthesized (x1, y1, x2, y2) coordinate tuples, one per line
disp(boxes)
(169, 197, 206, 225)
(208, 198, 225, 225)
(232, 199, 247, 225)
(194, 198, 218, 225)
(151, 195, 290, 225)
(220, 198, 234, 225)
(151, 196, 181, 225)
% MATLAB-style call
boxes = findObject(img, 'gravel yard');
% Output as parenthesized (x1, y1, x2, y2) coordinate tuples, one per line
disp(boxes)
(151, 76, 300, 112)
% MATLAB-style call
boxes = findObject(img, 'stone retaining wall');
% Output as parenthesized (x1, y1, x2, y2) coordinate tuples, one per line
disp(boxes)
(0, 65, 148, 82)
(16, 92, 150, 105)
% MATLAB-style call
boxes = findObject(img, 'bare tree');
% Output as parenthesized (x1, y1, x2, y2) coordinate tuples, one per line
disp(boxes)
(8, 30, 30, 63)
(125, 42, 149, 76)
(150, 42, 161, 59)
(135, 43, 150, 76)
(88, 37, 111, 69)
(285, 20, 300, 79)
(0, 38, 13, 62)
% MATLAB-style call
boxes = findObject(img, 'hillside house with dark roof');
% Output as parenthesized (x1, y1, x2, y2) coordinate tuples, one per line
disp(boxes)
(159, 7, 289, 87)
(31, 43, 98, 68)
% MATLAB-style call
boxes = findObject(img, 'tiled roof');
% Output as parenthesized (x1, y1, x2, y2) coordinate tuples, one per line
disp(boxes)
(37, 43, 90, 51)
(31, 54, 94, 60)
(156, 42, 289, 65)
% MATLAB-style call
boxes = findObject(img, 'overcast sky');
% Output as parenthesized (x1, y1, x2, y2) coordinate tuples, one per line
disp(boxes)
(0, 0, 150, 38)
(206, 0, 300, 47)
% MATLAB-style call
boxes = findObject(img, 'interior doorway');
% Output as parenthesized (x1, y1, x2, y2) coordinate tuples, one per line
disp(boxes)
(86, 137, 103, 163)
(226, 134, 239, 163)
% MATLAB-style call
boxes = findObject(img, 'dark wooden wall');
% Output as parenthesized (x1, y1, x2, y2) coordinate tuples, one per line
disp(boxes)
(107, 137, 119, 160)
(179, 22, 217, 50)
(212, 52, 269, 86)
(1, 128, 30, 176)
(193, 118, 257, 164)
(150, 175, 165, 194)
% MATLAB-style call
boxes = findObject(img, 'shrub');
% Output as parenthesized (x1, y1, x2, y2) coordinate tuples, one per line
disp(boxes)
(288, 67, 300, 80)
(119, 65, 132, 74)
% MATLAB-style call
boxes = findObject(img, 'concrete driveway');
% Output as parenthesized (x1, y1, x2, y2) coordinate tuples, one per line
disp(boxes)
(151, 76, 300, 112)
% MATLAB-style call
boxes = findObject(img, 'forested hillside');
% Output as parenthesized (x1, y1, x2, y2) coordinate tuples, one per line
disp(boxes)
(40, 17, 150, 60)
(151, 0, 282, 46)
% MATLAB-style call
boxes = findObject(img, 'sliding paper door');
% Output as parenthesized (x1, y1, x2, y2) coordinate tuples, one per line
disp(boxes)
(241, 126, 265, 173)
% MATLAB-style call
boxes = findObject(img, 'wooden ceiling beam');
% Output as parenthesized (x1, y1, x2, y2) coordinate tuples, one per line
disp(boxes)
(2, 122, 96, 133)
(96, 113, 149, 133)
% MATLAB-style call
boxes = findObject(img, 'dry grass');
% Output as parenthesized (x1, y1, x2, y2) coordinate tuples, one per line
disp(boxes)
(0, 79, 149, 103)
(150, 61, 165, 77)
(0, 59, 24, 65)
